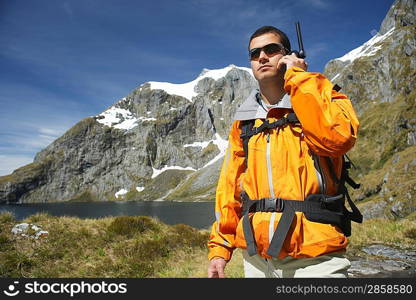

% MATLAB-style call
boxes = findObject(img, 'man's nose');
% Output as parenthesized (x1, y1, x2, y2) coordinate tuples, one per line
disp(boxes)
(258, 50, 269, 62)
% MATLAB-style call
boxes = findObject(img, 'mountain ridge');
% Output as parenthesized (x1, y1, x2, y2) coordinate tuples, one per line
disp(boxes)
(1, 0, 414, 224)
(0, 64, 258, 203)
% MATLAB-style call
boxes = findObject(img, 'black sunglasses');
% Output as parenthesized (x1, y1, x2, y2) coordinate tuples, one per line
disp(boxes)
(249, 43, 288, 60)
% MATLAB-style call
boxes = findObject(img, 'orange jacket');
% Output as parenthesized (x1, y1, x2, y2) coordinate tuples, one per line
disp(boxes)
(208, 67, 359, 261)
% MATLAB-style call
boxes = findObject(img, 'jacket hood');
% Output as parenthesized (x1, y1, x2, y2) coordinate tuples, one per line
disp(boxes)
(234, 89, 292, 121)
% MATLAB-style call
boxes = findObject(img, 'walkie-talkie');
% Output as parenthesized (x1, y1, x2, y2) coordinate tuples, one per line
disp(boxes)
(291, 21, 306, 59)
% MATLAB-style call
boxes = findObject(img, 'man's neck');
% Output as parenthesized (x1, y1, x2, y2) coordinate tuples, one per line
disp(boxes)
(259, 81, 286, 106)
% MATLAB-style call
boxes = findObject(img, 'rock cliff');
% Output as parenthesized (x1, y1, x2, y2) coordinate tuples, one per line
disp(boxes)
(0, 65, 257, 203)
(324, 0, 415, 219)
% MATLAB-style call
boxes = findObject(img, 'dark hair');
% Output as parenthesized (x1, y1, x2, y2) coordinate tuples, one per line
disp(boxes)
(248, 26, 291, 53)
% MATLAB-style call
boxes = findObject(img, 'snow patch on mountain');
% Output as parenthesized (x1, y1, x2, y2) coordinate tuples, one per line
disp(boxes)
(115, 188, 128, 198)
(151, 133, 228, 179)
(149, 64, 253, 101)
(151, 165, 196, 179)
(335, 27, 395, 64)
(96, 106, 156, 130)
(201, 133, 228, 169)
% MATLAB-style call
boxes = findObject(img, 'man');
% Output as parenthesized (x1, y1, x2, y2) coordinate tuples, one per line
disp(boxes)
(207, 26, 360, 278)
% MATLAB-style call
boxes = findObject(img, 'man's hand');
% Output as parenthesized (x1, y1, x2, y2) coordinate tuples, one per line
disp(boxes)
(277, 53, 308, 72)
(208, 257, 227, 278)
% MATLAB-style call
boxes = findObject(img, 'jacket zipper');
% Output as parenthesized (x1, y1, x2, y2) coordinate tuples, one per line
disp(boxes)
(265, 131, 276, 244)
(265, 132, 276, 198)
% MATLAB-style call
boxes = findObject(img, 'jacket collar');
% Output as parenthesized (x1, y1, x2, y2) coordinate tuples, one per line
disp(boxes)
(234, 89, 292, 121)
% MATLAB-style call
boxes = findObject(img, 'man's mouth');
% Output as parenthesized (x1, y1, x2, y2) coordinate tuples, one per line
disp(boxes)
(258, 65, 272, 71)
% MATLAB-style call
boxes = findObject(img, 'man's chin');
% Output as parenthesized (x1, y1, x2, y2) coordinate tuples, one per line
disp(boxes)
(256, 72, 280, 82)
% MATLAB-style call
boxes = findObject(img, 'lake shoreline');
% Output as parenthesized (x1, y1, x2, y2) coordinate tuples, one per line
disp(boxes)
(0, 201, 215, 230)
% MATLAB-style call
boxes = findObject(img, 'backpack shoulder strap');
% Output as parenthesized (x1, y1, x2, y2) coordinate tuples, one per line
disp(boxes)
(240, 119, 255, 167)
(239, 113, 300, 168)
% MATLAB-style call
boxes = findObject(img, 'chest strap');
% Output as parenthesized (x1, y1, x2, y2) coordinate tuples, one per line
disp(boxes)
(240, 113, 299, 140)
(240, 113, 299, 166)
(241, 192, 359, 258)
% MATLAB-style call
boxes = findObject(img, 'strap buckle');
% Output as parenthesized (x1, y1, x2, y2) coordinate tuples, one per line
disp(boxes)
(263, 197, 284, 212)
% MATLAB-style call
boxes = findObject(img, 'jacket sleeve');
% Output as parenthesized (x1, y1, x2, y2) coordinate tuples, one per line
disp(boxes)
(207, 120, 246, 261)
(284, 67, 359, 157)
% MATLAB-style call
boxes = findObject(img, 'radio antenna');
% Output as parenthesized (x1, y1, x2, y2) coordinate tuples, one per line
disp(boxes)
(295, 21, 306, 58)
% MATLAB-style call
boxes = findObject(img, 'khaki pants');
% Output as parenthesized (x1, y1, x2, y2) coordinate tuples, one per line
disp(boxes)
(243, 250, 351, 278)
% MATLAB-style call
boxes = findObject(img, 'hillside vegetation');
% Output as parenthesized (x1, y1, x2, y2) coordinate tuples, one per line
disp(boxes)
(1, 211, 415, 278)
(348, 91, 416, 220)
(0, 211, 239, 278)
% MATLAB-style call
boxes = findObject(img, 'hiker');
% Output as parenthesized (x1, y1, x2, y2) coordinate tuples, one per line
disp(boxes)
(207, 25, 361, 278)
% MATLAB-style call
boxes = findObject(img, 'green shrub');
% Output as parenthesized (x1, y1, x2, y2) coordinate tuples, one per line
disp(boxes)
(25, 212, 52, 223)
(0, 233, 11, 251)
(0, 251, 34, 277)
(107, 216, 158, 237)
(404, 227, 416, 239)
(169, 224, 209, 248)
(0, 211, 15, 224)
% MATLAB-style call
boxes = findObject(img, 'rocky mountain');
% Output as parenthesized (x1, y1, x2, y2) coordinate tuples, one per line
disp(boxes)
(0, 65, 257, 203)
(1, 0, 414, 225)
(324, 0, 415, 219)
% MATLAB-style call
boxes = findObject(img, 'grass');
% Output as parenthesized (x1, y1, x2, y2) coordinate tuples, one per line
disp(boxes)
(349, 145, 416, 218)
(0, 212, 210, 278)
(68, 190, 99, 202)
(348, 92, 415, 177)
(347, 212, 416, 257)
(1, 210, 414, 278)
(164, 170, 218, 201)
(0, 210, 244, 278)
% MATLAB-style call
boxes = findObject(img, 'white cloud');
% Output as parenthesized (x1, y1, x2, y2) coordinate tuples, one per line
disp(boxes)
(63, 2, 74, 17)
(0, 155, 34, 176)
(305, 42, 329, 60)
(1, 126, 65, 155)
(19, 134, 56, 150)
(38, 127, 65, 137)
(302, 0, 330, 9)
(0, 82, 87, 175)
(0, 125, 70, 175)
(185, 0, 293, 45)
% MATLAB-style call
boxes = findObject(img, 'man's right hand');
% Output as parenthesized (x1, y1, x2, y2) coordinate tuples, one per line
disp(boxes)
(208, 257, 227, 278)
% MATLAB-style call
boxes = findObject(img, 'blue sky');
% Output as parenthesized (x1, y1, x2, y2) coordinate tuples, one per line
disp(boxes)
(0, 0, 394, 175)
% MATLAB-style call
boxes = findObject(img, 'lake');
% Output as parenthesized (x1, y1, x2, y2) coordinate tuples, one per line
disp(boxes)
(0, 201, 216, 229)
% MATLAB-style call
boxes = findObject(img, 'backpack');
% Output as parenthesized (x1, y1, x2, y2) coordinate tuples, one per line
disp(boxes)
(239, 114, 363, 257)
